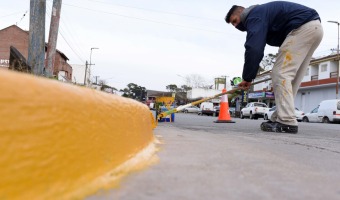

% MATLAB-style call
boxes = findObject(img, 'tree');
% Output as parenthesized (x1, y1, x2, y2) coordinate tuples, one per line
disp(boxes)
(260, 53, 277, 71)
(120, 83, 146, 101)
(180, 85, 192, 92)
(100, 84, 117, 93)
(182, 74, 208, 88)
(166, 84, 178, 92)
(97, 79, 117, 93)
(98, 79, 107, 86)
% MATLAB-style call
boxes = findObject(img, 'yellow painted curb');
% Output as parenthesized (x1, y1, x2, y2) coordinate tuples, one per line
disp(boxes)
(0, 70, 156, 200)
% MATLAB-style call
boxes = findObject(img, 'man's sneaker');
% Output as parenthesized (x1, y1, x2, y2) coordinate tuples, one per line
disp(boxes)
(260, 121, 298, 134)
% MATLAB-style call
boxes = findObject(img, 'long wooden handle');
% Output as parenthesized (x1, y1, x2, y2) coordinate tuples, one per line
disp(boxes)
(157, 77, 272, 119)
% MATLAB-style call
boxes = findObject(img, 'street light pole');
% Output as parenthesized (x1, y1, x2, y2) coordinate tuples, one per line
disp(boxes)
(328, 21, 340, 99)
(88, 47, 99, 85)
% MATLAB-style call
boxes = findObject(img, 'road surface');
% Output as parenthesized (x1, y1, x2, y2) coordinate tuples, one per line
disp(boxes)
(88, 113, 340, 200)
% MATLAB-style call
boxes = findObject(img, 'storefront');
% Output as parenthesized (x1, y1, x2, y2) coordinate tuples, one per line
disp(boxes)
(247, 91, 276, 108)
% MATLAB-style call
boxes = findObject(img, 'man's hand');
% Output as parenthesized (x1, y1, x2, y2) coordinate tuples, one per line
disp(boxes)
(238, 80, 252, 91)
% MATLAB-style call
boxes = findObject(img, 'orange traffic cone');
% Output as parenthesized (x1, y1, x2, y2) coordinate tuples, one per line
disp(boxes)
(214, 88, 235, 123)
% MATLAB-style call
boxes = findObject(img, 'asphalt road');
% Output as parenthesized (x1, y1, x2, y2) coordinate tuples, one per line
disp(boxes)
(88, 113, 340, 200)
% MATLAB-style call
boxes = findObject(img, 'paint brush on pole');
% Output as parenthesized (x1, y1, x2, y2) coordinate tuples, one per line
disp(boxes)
(157, 77, 272, 120)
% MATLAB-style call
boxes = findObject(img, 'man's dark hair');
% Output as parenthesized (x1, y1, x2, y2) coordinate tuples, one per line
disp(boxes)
(225, 5, 241, 23)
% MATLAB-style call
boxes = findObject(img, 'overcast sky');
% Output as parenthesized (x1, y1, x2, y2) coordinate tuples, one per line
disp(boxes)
(0, 0, 339, 91)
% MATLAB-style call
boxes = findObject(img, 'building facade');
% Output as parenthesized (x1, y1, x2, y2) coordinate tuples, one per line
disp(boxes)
(248, 72, 275, 107)
(71, 64, 87, 85)
(0, 25, 72, 81)
(296, 54, 339, 113)
(251, 54, 339, 113)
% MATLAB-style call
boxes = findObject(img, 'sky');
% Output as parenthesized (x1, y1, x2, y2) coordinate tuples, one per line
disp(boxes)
(0, 0, 339, 91)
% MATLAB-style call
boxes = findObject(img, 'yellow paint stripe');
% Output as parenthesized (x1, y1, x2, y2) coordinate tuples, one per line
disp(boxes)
(0, 70, 156, 200)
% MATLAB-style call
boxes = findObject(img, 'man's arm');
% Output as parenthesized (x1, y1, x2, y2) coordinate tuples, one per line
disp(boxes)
(242, 17, 268, 82)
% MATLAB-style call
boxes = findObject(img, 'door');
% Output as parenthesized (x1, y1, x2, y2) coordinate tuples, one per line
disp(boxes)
(309, 106, 320, 122)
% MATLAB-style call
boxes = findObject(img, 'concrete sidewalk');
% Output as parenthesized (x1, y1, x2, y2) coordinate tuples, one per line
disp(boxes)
(88, 123, 340, 200)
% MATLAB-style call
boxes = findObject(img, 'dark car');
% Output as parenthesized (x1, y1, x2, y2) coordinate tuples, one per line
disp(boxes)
(214, 106, 220, 116)
(229, 107, 236, 116)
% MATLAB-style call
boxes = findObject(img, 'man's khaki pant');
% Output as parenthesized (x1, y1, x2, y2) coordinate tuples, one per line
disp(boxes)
(270, 20, 323, 126)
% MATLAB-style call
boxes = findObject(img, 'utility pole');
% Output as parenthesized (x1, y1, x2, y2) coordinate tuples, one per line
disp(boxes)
(28, 0, 46, 75)
(328, 21, 340, 99)
(84, 61, 88, 85)
(46, 0, 62, 77)
(94, 76, 100, 85)
(89, 47, 99, 86)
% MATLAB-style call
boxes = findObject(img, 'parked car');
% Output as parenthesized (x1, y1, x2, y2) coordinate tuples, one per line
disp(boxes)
(295, 108, 305, 121)
(214, 106, 235, 117)
(317, 99, 340, 123)
(229, 107, 236, 116)
(198, 102, 215, 116)
(183, 106, 200, 113)
(264, 107, 276, 120)
(240, 102, 269, 119)
(264, 106, 305, 122)
(302, 106, 321, 123)
(214, 106, 220, 116)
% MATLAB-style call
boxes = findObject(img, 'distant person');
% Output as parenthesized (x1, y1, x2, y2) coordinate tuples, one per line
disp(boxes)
(225, 1, 323, 133)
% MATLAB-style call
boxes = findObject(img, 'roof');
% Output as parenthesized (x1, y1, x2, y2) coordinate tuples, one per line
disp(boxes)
(0, 25, 29, 34)
(146, 90, 173, 97)
(0, 25, 69, 61)
(45, 44, 69, 61)
(310, 53, 339, 65)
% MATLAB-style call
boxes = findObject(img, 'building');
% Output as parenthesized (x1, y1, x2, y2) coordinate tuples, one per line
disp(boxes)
(71, 64, 88, 85)
(0, 25, 72, 81)
(296, 54, 340, 113)
(146, 90, 173, 108)
(250, 71, 275, 107)
(251, 54, 339, 113)
(187, 88, 222, 104)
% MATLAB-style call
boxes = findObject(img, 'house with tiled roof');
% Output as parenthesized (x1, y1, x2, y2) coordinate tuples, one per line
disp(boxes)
(0, 25, 72, 81)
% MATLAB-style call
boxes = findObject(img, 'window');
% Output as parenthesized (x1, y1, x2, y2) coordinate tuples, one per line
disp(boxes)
(311, 106, 319, 113)
(269, 106, 276, 111)
(254, 103, 267, 107)
(321, 64, 327, 72)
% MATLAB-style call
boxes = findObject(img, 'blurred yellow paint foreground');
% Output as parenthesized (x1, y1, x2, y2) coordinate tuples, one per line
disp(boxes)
(0, 70, 157, 200)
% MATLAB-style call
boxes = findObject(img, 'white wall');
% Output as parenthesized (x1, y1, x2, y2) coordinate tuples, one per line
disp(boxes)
(187, 88, 221, 99)
(330, 61, 338, 73)
(319, 61, 330, 80)
(295, 86, 336, 113)
(302, 66, 311, 82)
(71, 64, 86, 85)
(253, 75, 271, 91)
(58, 71, 66, 82)
(311, 65, 318, 77)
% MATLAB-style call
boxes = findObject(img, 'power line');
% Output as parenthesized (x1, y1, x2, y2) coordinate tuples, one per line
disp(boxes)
(58, 17, 88, 60)
(45, 4, 85, 63)
(46, 1, 88, 61)
(0, 11, 26, 19)
(81, 0, 220, 22)
(58, 31, 86, 63)
(16, 10, 28, 25)
(62, 3, 228, 34)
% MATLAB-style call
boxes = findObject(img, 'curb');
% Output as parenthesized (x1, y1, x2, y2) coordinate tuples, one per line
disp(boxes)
(0, 70, 156, 199)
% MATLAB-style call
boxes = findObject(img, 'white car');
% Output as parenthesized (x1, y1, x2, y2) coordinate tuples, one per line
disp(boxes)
(183, 106, 200, 113)
(264, 106, 305, 122)
(302, 106, 321, 123)
(318, 99, 340, 123)
(240, 102, 269, 119)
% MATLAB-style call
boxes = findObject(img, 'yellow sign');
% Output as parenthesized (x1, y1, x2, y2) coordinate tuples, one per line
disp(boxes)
(156, 97, 175, 107)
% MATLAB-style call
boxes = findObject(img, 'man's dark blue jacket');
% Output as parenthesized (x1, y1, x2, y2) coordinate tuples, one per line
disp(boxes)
(241, 1, 320, 82)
